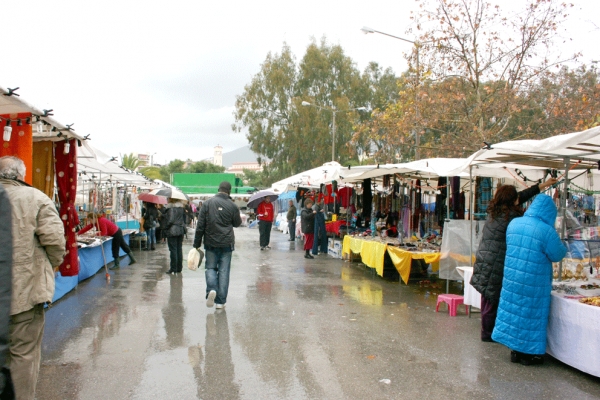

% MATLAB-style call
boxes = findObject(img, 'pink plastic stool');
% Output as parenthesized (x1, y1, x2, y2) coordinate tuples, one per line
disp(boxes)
(436, 294, 468, 316)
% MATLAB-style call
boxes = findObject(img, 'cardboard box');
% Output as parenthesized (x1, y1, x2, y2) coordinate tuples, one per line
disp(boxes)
(328, 248, 341, 259)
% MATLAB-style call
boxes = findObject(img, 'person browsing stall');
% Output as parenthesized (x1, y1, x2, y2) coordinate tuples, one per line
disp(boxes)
(257, 196, 274, 250)
(78, 213, 137, 269)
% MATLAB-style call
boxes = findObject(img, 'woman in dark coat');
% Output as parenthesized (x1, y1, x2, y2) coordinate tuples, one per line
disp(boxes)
(300, 199, 316, 259)
(164, 199, 186, 275)
(142, 202, 159, 251)
(470, 178, 556, 341)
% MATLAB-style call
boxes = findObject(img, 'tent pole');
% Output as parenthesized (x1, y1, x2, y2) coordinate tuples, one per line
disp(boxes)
(558, 157, 570, 282)
(446, 175, 451, 294)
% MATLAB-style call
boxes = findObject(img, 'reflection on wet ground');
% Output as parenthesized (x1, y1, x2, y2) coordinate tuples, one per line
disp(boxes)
(38, 228, 600, 399)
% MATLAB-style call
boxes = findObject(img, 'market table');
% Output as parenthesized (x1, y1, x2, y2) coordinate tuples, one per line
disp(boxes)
(52, 231, 133, 303)
(456, 267, 481, 309)
(546, 292, 600, 377)
(342, 235, 440, 284)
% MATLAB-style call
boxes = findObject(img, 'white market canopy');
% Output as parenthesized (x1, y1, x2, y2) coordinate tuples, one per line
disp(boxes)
(0, 85, 85, 142)
(270, 162, 375, 193)
(450, 126, 600, 183)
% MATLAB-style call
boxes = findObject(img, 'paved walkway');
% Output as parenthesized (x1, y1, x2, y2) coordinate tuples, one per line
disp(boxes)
(38, 227, 600, 399)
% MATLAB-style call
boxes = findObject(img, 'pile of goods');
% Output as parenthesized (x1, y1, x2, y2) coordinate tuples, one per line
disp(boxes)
(579, 296, 600, 307)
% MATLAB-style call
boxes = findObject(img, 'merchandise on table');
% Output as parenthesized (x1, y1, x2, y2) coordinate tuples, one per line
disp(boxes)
(579, 296, 600, 307)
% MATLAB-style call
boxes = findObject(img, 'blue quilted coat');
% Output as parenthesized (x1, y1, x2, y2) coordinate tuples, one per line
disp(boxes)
(491, 194, 566, 355)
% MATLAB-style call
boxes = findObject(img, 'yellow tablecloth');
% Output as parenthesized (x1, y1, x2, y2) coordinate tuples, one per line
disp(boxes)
(342, 236, 441, 284)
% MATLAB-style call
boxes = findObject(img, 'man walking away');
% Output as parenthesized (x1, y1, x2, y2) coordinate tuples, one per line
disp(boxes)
(194, 182, 242, 309)
(0, 156, 66, 400)
(287, 200, 297, 241)
(257, 196, 274, 250)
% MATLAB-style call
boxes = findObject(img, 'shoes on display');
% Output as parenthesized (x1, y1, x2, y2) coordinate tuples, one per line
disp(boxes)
(206, 290, 216, 308)
(215, 304, 225, 309)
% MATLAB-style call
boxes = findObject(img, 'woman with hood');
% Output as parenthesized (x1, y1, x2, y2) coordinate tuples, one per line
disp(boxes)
(492, 194, 566, 365)
(164, 199, 187, 274)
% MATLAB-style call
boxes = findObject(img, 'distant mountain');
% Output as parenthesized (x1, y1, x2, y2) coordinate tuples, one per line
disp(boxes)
(222, 145, 261, 168)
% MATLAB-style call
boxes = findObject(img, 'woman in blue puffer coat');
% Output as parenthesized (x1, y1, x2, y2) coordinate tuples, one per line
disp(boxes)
(492, 194, 566, 365)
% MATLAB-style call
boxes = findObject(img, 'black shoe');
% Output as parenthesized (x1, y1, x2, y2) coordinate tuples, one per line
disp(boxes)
(151, 247, 156, 250)
(165, 270, 174, 275)
(304, 254, 314, 259)
(510, 351, 520, 363)
(481, 337, 495, 343)
(519, 354, 544, 366)
(142, 248, 150, 251)
(260, 247, 265, 251)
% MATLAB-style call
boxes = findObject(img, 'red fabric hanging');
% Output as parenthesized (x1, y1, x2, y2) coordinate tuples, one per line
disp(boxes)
(55, 140, 80, 276)
(0, 113, 33, 184)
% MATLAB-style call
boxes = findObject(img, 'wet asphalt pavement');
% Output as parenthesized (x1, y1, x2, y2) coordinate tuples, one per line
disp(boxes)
(38, 227, 600, 399)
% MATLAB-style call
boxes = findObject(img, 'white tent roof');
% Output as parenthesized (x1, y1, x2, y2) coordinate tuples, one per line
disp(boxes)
(447, 126, 600, 185)
(0, 85, 85, 142)
(270, 162, 375, 193)
(77, 144, 160, 188)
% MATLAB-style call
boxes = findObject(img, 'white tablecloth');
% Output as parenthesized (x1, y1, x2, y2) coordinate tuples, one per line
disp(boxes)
(456, 267, 481, 309)
(547, 292, 600, 377)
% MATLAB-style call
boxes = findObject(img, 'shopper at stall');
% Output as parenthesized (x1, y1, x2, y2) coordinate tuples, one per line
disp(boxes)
(257, 196, 274, 250)
(312, 197, 328, 255)
(78, 212, 137, 269)
(164, 199, 187, 275)
(470, 178, 557, 342)
(492, 194, 566, 365)
(301, 199, 316, 259)
(287, 200, 297, 241)
(193, 181, 242, 308)
(142, 202, 159, 251)
(0, 156, 65, 400)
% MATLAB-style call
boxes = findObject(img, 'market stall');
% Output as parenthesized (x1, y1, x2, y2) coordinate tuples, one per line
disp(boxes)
(342, 235, 440, 284)
(548, 278, 600, 377)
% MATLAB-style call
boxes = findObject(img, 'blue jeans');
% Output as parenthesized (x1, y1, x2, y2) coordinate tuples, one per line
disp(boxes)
(205, 247, 233, 305)
(147, 227, 156, 248)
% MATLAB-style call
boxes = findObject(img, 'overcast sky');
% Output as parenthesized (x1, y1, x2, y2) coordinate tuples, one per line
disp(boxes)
(2, 0, 598, 165)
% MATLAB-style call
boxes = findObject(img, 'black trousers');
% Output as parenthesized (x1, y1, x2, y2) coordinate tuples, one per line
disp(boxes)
(111, 228, 131, 259)
(258, 221, 272, 247)
(481, 295, 498, 340)
(167, 235, 184, 272)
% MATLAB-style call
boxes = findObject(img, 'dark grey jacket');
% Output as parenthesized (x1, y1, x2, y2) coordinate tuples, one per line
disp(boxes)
(470, 184, 540, 303)
(194, 193, 242, 250)
(164, 203, 186, 237)
(0, 184, 12, 371)
(300, 207, 315, 234)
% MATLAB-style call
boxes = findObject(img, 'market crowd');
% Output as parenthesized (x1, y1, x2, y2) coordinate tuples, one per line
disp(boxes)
(0, 151, 571, 400)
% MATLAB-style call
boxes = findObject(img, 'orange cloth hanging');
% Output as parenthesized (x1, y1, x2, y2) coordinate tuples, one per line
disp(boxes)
(0, 113, 33, 184)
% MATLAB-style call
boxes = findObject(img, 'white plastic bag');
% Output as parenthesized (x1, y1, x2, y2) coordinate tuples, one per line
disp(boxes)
(187, 248, 204, 271)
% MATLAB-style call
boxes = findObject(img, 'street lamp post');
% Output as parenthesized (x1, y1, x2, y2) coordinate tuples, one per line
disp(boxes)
(301, 101, 367, 162)
(361, 26, 422, 160)
(150, 152, 157, 167)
